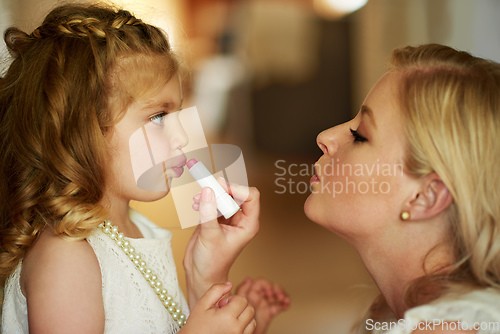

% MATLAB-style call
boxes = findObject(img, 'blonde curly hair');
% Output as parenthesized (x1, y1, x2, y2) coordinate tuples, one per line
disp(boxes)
(0, 3, 179, 287)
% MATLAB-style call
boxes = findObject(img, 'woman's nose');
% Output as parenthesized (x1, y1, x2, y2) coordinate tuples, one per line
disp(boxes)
(316, 126, 340, 156)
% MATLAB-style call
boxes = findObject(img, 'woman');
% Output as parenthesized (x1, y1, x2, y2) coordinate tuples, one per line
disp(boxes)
(305, 44, 500, 333)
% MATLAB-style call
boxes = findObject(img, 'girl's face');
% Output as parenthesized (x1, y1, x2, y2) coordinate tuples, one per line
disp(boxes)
(105, 73, 188, 203)
(304, 72, 417, 242)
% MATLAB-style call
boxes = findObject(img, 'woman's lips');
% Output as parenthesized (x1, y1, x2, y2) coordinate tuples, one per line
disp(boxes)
(310, 163, 320, 184)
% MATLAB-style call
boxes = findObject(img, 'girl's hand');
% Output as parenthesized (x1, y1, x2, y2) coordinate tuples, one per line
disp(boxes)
(183, 179, 260, 307)
(180, 282, 256, 334)
(232, 278, 290, 334)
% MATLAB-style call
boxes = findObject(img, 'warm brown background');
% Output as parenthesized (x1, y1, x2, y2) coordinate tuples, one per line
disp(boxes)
(2, 0, 499, 332)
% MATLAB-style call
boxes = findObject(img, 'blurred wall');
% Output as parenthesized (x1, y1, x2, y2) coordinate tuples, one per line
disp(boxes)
(350, 0, 500, 110)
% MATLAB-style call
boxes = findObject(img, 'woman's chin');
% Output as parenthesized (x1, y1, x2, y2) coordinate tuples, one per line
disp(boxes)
(304, 194, 320, 223)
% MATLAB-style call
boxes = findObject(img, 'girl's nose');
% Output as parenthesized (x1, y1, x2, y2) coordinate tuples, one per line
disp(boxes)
(167, 113, 189, 150)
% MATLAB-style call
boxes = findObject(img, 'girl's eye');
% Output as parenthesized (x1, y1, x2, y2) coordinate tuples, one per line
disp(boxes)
(350, 128, 367, 143)
(150, 112, 167, 125)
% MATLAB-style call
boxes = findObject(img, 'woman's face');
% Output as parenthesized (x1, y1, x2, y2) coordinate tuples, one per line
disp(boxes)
(304, 72, 417, 242)
(105, 73, 188, 203)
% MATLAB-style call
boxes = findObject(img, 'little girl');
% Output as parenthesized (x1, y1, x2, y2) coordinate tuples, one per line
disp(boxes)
(0, 4, 288, 333)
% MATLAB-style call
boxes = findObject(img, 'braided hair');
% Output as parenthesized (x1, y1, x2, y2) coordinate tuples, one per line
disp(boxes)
(0, 4, 179, 287)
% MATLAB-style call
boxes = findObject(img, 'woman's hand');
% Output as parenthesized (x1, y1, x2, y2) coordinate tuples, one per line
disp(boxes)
(183, 179, 260, 307)
(179, 282, 256, 334)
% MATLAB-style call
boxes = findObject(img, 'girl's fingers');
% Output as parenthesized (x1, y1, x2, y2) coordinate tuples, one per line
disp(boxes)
(198, 187, 219, 227)
(216, 178, 250, 204)
(236, 277, 253, 297)
(243, 319, 257, 334)
(198, 282, 233, 310)
(237, 304, 256, 327)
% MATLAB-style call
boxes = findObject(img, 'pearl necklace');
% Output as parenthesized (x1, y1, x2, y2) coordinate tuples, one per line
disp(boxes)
(99, 221, 187, 328)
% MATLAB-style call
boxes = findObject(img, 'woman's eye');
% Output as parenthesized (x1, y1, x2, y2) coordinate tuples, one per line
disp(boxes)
(350, 128, 367, 143)
(150, 112, 166, 125)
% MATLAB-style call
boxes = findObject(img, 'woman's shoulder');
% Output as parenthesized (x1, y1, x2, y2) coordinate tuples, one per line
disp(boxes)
(400, 288, 500, 333)
(20, 227, 105, 332)
(409, 288, 500, 318)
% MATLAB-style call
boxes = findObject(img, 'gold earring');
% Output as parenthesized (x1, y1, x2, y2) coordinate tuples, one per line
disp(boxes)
(400, 211, 410, 221)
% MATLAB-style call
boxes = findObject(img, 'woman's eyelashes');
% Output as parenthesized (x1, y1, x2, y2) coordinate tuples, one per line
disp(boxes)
(350, 128, 368, 143)
(150, 112, 167, 125)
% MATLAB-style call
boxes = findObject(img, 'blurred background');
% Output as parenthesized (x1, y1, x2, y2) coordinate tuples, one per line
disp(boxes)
(2, 0, 500, 332)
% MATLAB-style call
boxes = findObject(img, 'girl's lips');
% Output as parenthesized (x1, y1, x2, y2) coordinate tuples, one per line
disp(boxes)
(171, 166, 184, 178)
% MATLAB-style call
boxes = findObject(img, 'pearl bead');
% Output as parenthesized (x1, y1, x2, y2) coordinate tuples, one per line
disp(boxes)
(101, 220, 186, 328)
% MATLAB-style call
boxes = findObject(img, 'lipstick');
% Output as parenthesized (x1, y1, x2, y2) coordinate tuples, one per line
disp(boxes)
(187, 158, 240, 219)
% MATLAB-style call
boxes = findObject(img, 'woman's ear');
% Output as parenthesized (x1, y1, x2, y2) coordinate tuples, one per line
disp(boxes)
(404, 173, 453, 221)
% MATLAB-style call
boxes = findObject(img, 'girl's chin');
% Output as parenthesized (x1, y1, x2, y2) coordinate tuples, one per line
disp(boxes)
(135, 189, 170, 202)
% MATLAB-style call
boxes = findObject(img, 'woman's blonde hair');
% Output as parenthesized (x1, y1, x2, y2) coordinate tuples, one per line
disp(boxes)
(364, 44, 500, 323)
(0, 4, 179, 287)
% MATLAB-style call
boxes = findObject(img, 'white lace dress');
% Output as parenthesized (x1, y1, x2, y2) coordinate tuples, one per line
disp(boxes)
(370, 289, 500, 334)
(1, 208, 189, 333)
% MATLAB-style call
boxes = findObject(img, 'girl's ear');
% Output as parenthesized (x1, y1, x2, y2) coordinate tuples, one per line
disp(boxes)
(404, 173, 453, 221)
